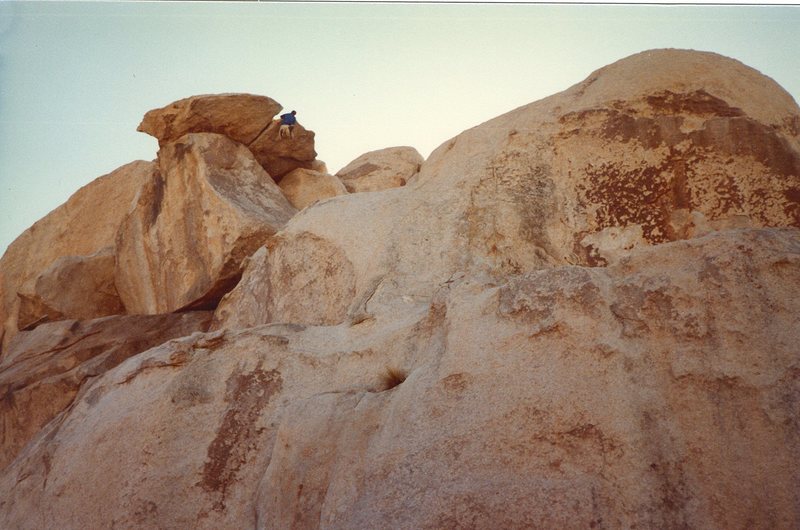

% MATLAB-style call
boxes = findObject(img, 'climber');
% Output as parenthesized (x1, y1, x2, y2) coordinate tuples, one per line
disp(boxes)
(279, 110, 297, 139)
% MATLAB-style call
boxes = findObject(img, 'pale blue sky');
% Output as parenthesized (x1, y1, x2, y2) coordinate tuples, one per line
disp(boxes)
(1, 2, 799, 254)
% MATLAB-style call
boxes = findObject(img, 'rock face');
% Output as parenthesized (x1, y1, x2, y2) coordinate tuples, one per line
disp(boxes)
(278, 168, 348, 210)
(138, 94, 317, 180)
(2, 49, 800, 529)
(0, 161, 156, 354)
(1, 229, 798, 528)
(115, 133, 296, 314)
(16, 248, 124, 331)
(336, 146, 423, 192)
(217, 49, 799, 330)
(0, 311, 212, 471)
(213, 230, 357, 330)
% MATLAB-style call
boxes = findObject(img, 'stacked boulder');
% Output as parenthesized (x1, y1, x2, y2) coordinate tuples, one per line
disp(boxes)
(0, 93, 323, 352)
(335, 146, 424, 192)
(1, 50, 800, 529)
(0, 94, 346, 473)
(137, 94, 318, 182)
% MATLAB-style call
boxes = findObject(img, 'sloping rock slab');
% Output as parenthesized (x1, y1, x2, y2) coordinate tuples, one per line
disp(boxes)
(0, 229, 797, 528)
(0, 311, 212, 470)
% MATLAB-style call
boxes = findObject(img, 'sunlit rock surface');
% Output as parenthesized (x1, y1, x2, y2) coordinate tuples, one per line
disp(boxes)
(1, 49, 799, 529)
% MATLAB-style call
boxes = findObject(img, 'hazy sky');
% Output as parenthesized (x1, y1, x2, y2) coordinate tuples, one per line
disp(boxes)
(1, 2, 799, 254)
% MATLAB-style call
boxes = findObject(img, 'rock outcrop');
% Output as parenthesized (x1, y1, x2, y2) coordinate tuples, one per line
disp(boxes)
(137, 93, 282, 148)
(1, 229, 798, 528)
(114, 133, 296, 314)
(248, 120, 318, 181)
(0, 311, 212, 471)
(220, 49, 799, 330)
(0, 161, 156, 353)
(336, 146, 423, 193)
(138, 94, 318, 180)
(15, 248, 124, 331)
(1, 49, 800, 529)
(278, 168, 348, 210)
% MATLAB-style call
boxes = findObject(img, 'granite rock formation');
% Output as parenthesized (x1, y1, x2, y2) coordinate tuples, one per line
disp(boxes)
(114, 133, 296, 314)
(1, 229, 798, 528)
(0, 311, 212, 470)
(336, 146, 423, 193)
(278, 168, 348, 210)
(0, 161, 157, 352)
(1, 49, 799, 529)
(138, 94, 318, 180)
(227, 49, 800, 331)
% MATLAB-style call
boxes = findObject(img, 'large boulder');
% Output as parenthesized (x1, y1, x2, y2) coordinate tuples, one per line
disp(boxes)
(278, 168, 348, 210)
(212, 230, 357, 330)
(15, 248, 124, 331)
(336, 146, 423, 193)
(411, 48, 800, 271)
(137, 93, 282, 148)
(248, 119, 318, 180)
(218, 49, 800, 329)
(0, 311, 212, 471)
(1, 228, 798, 528)
(114, 133, 297, 315)
(138, 94, 318, 180)
(0, 161, 156, 355)
(548, 49, 800, 264)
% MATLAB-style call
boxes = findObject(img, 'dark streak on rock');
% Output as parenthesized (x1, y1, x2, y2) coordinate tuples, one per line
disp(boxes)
(146, 172, 166, 228)
(172, 141, 190, 162)
(570, 91, 800, 247)
(645, 90, 745, 117)
(199, 362, 282, 512)
(338, 162, 382, 181)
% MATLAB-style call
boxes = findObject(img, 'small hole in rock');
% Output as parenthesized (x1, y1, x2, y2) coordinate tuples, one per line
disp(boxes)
(380, 367, 407, 391)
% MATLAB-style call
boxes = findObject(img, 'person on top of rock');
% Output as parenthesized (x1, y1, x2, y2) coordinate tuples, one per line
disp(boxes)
(279, 110, 297, 139)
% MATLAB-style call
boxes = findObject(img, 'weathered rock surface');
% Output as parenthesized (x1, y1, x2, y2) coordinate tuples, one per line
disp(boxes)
(248, 119, 318, 180)
(1, 228, 798, 528)
(311, 159, 329, 174)
(336, 146, 423, 193)
(16, 248, 124, 331)
(2, 49, 800, 530)
(0, 161, 156, 354)
(218, 49, 799, 330)
(0, 311, 212, 471)
(138, 94, 318, 180)
(137, 93, 282, 148)
(278, 168, 348, 210)
(115, 133, 296, 315)
(213, 230, 357, 330)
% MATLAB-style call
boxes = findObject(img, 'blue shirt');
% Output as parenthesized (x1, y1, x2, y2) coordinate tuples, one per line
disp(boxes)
(280, 113, 297, 125)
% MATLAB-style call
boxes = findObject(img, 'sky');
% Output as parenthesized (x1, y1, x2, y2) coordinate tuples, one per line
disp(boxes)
(1, 2, 799, 255)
